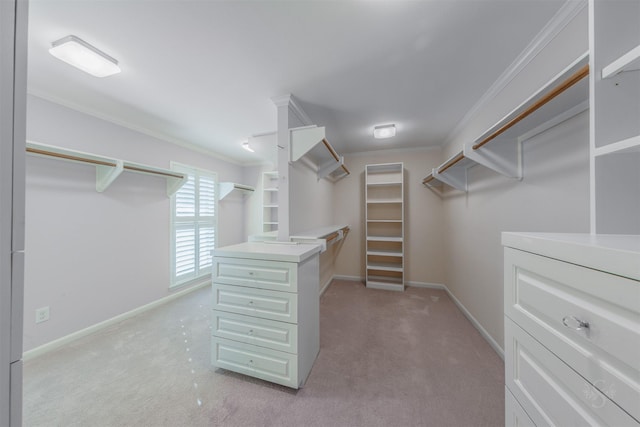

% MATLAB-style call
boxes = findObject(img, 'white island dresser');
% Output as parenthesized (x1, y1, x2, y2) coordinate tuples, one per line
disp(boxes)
(502, 232, 640, 426)
(211, 241, 321, 389)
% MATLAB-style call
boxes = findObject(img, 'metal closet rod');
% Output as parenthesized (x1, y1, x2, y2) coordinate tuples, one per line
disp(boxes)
(472, 63, 589, 151)
(438, 152, 465, 174)
(26, 147, 185, 179)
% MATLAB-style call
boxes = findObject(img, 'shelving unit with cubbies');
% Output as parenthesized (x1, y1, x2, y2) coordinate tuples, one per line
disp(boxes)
(262, 171, 279, 233)
(365, 163, 404, 291)
(590, 0, 640, 234)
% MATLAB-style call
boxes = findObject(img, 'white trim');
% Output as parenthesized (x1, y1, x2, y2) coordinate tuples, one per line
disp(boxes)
(331, 275, 363, 282)
(319, 277, 333, 296)
(442, 0, 587, 148)
(405, 281, 445, 290)
(441, 287, 505, 360)
(23, 281, 210, 361)
(26, 91, 242, 166)
(270, 93, 313, 127)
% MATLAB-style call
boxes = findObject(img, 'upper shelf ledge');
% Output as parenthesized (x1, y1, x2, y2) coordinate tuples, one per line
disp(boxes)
(423, 52, 590, 194)
(218, 182, 255, 200)
(290, 224, 350, 252)
(26, 141, 188, 196)
(289, 125, 350, 182)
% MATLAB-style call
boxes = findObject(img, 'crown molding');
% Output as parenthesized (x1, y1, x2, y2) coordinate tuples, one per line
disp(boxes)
(270, 93, 313, 126)
(442, 0, 587, 148)
(27, 90, 243, 165)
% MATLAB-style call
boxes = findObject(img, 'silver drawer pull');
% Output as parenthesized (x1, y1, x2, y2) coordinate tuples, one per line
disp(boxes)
(562, 316, 590, 331)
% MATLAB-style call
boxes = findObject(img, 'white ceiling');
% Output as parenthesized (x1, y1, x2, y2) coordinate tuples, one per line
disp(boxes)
(27, 0, 565, 165)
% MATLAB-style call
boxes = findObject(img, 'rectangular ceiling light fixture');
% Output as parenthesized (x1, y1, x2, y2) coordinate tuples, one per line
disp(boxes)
(374, 124, 396, 139)
(49, 35, 121, 77)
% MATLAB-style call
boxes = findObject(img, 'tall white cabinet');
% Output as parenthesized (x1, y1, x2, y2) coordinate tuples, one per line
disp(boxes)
(589, 0, 640, 234)
(365, 163, 404, 291)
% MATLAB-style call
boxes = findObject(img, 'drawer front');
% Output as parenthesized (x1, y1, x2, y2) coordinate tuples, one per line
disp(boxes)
(504, 248, 640, 420)
(212, 336, 298, 388)
(505, 318, 636, 426)
(213, 257, 297, 292)
(212, 310, 297, 353)
(505, 386, 536, 427)
(213, 283, 297, 323)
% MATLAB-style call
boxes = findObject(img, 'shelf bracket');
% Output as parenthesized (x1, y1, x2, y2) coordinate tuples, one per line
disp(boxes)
(166, 174, 189, 197)
(317, 156, 343, 180)
(96, 161, 124, 192)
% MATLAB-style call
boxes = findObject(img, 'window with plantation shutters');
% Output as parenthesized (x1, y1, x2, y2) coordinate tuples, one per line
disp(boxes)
(170, 163, 217, 287)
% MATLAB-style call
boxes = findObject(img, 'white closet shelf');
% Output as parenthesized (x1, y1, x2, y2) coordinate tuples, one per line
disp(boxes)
(26, 141, 188, 196)
(423, 52, 589, 194)
(366, 236, 403, 242)
(366, 262, 403, 272)
(367, 219, 402, 223)
(602, 44, 640, 79)
(367, 249, 403, 257)
(594, 135, 640, 156)
(366, 199, 403, 204)
(289, 125, 350, 181)
(218, 182, 255, 200)
(289, 225, 350, 252)
(365, 276, 404, 291)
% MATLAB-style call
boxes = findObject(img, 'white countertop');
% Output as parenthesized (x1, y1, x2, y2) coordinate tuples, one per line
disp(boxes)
(213, 241, 321, 263)
(502, 232, 640, 281)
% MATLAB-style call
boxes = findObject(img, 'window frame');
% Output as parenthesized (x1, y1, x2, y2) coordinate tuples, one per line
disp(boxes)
(169, 162, 218, 288)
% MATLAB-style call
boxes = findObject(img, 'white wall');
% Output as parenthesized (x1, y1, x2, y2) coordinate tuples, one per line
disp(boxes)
(332, 148, 445, 286)
(440, 5, 590, 351)
(24, 95, 246, 351)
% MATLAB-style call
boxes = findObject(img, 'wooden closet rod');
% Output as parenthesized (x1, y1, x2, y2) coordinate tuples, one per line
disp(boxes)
(27, 147, 185, 179)
(322, 138, 340, 162)
(422, 174, 435, 185)
(437, 152, 465, 174)
(123, 165, 184, 179)
(325, 232, 340, 243)
(26, 147, 117, 167)
(472, 64, 589, 151)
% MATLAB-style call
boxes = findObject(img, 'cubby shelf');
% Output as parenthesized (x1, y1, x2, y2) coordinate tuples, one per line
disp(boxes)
(601, 44, 640, 79)
(289, 125, 350, 181)
(262, 171, 279, 233)
(423, 52, 589, 194)
(365, 162, 404, 291)
(26, 141, 188, 196)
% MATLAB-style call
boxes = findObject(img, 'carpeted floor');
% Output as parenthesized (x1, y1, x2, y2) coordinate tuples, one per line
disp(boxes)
(23, 280, 505, 426)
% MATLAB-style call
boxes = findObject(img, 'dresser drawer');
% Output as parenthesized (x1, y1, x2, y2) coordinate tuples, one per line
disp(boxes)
(212, 336, 298, 388)
(505, 386, 535, 427)
(504, 248, 640, 421)
(212, 310, 297, 354)
(213, 257, 297, 292)
(213, 283, 297, 323)
(505, 318, 636, 426)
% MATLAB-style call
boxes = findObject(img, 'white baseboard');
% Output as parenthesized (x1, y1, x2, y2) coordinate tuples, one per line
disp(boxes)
(405, 281, 445, 290)
(331, 275, 363, 282)
(441, 287, 505, 360)
(319, 277, 333, 296)
(23, 280, 210, 361)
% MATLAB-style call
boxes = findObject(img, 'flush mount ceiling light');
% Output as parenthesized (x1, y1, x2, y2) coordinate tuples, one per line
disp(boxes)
(374, 124, 396, 139)
(242, 141, 255, 152)
(49, 35, 121, 77)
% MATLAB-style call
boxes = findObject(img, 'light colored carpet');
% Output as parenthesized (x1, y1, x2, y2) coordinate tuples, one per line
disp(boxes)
(23, 280, 504, 426)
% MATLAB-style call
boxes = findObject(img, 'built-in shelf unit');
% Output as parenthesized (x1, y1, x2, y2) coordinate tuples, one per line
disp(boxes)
(423, 53, 589, 194)
(262, 171, 279, 233)
(26, 141, 188, 196)
(290, 225, 350, 253)
(290, 125, 350, 181)
(365, 163, 404, 291)
(590, 0, 640, 234)
(218, 182, 255, 200)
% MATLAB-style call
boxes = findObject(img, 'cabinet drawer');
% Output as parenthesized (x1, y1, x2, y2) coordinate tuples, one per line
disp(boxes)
(213, 283, 297, 323)
(212, 310, 297, 354)
(505, 318, 636, 426)
(212, 336, 298, 388)
(504, 248, 640, 420)
(505, 386, 535, 427)
(213, 257, 297, 292)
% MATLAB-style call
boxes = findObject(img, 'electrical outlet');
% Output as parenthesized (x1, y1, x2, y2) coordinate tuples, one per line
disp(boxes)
(35, 306, 50, 323)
